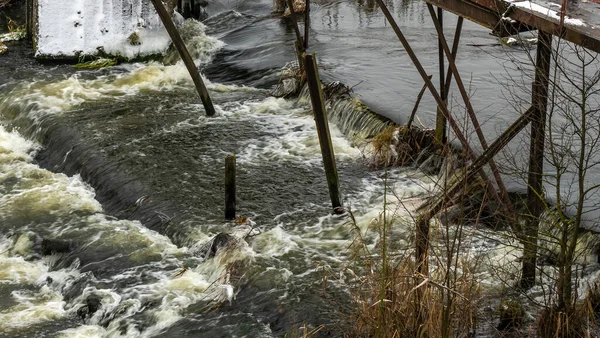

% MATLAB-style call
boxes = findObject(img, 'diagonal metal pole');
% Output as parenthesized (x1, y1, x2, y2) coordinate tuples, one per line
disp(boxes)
(420, 106, 536, 235)
(443, 16, 464, 96)
(374, 0, 501, 205)
(427, 4, 511, 209)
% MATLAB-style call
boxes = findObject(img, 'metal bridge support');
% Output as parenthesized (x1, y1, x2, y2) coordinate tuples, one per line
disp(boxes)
(521, 31, 553, 289)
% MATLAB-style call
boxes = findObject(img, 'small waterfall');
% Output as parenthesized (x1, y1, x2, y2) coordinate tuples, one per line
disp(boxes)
(298, 82, 394, 143)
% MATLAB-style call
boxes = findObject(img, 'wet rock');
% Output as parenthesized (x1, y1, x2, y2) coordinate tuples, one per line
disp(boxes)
(271, 77, 300, 98)
(195, 233, 235, 259)
(41, 238, 72, 255)
(208, 233, 234, 258)
(180, 0, 208, 21)
(62, 272, 95, 303)
(77, 293, 103, 320)
(11, 231, 38, 257)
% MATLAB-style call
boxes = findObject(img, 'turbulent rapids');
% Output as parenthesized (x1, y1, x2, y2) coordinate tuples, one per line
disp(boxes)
(2, 0, 600, 337)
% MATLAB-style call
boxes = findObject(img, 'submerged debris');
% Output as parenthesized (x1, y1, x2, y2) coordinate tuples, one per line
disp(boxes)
(0, 30, 25, 42)
(73, 58, 118, 70)
(0, 42, 6, 55)
(367, 125, 436, 169)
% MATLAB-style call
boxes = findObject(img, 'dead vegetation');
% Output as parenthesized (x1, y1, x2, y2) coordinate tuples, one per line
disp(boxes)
(341, 202, 480, 337)
(368, 125, 436, 169)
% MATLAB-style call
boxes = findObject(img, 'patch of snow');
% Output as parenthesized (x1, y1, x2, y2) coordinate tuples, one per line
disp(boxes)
(511, 1, 586, 27)
(36, 0, 172, 59)
(501, 16, 518, 24)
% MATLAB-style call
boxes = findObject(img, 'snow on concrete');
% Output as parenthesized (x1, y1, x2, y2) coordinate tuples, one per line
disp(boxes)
(511, 1, 586, 27)
(36, 0, 172, 59)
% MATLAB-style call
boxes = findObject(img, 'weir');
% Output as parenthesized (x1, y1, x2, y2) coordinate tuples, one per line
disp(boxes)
(3, 0, 600, 336)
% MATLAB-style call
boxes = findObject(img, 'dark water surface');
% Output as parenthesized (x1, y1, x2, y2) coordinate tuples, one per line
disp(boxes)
(1, 0, 596, 337)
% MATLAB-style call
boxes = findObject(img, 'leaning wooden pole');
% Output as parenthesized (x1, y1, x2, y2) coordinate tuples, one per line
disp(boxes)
(521, 31, 552, 289)
(150, 0, 216, 116)
(225, 155, 237, 220)
(304, 53, 343, 213)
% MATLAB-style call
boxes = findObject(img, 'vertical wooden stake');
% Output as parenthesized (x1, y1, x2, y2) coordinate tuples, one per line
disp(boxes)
(225, 155, 236, 220)
(415, 215, 430, 275)
(150, 0, 216, 116)
(304, 53, 343, 213)
(286, 0, 305, 68)
(521, 31, 552, 289)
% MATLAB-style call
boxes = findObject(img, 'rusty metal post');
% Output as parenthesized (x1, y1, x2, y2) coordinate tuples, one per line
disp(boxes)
(521, 31, 552, 289)
(443, 16, 464, 97)
(304, 0, 310, 50)
(435, 8, 447, 144)
(427, 4, 512, 210)
(304, 53, 343, 213)
(374, 0, 502, 207)
(151, 0, 216, 116)
(407, 75, 432, 129)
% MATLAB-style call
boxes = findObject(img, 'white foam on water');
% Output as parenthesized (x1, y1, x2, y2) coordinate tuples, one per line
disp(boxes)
(232, 97, 361, 165)
(56, 325, 106, 338)
(1, 20, 224, 123)
(0, 286, 66, 330)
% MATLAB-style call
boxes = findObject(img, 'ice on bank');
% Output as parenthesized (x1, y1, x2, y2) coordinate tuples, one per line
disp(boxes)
(32, 0, 177, 59)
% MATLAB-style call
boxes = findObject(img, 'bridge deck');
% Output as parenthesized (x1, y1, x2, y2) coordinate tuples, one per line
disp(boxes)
(425, 0, 600, 52)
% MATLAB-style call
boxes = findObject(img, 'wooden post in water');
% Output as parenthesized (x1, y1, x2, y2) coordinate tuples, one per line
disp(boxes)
(286, 0, 305, 68)
(225, 155, 236, 220)
(150, 0, 216, 117)
(304, 53, 343, 213)
(521, 31, 552, 289)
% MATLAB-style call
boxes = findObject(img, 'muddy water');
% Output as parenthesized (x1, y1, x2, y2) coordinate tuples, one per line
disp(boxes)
(0, 0, 599, 337)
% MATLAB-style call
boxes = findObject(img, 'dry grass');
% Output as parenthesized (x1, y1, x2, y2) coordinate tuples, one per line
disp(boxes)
(368, 125, 435, 169)
(0, 0, 11, 8)
(342, 209, 479, 338)
(533, 285, 600, 338)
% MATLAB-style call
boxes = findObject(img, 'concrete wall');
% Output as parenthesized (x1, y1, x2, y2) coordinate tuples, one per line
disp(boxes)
(33, 0, 177, 59)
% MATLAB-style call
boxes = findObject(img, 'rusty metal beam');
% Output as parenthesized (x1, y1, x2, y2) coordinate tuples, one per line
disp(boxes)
(509, 9, 600, 53)
(374, 0, 497, 197)
(424, 0, 531, 37)
(428, 0, 600, 54)
(419, 106, 536, 230)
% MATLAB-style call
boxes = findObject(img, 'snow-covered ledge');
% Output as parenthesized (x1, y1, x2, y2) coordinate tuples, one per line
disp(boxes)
(33, 0, 177, 60)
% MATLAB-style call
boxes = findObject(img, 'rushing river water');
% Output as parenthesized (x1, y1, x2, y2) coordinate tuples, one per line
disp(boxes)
(1, 0, 600, 337)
